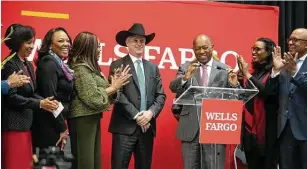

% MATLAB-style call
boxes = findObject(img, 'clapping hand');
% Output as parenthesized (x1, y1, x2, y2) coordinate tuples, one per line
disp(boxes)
(272, 46, 287, 74)
(237, 55, 251, 79)
(7, 70, 30, 88)
(110, 64, 131, 90)
(227, 69, 239, 87)
(283, 52, 298, 76)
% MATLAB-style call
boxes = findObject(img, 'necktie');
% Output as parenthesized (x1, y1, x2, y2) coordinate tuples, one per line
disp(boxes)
(136, 60, 146, 111)
(201, 65, 208, 86)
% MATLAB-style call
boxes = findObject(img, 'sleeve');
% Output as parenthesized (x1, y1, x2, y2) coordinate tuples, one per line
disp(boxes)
(169, 65, 188, 93)
(1, 81, 9, 95)
(148, 66, 166, 118)
(1, 62, 40, 111)
(249, 76, 267, 97)
(265, 75, 280, 96)
(37, 59, 67, 132)
(108, 61, 139, 120)
(36, 59, 58, 99)
(74, 66, 110, 111)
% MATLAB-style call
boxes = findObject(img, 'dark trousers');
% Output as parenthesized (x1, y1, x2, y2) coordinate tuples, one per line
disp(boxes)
(244, 149, 265, 169)
(111, 126, 154, 169)
(68, 114, 101, 169)
(279, 122, 307, 169)
(181, 132, 225, 169)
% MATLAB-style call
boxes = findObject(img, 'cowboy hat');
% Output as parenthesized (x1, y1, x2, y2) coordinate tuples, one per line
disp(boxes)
(115, 23, 155, 47)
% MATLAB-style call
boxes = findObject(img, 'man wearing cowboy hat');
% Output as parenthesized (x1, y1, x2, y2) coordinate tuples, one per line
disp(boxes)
(108, 23, 166, 169)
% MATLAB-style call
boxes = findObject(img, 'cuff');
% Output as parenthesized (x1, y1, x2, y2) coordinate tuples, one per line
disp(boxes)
(133, 112, 141, 120)
(181, 78, 187, 85)
(293, 70, 299, 78)
(271, 69, 280, 78)
(5, 80, 11, 89)
(150, 109, 156, 118)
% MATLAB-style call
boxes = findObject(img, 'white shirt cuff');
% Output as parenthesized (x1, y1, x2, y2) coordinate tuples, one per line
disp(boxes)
(181, 78, 187, 85)
(133, 112, 140, 120)
(271, 69, 280, 78)
(293, 70, 299, 78)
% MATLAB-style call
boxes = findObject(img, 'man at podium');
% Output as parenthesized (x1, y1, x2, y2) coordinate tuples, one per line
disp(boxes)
(169, 34, 239, 169)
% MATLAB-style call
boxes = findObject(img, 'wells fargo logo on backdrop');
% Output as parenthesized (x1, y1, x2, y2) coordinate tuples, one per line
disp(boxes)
(5, 10, 242, 71)
(28, 39, 241, 71)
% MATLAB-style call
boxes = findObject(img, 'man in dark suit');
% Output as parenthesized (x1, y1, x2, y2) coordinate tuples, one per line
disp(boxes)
(108, 23, 166, 169)
(266, 28, 307, 169)
(169, 34, 239, 169)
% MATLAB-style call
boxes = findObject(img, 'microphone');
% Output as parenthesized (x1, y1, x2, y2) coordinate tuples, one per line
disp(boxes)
(214, 65, 257, 89)
(215, 65, 227, 71)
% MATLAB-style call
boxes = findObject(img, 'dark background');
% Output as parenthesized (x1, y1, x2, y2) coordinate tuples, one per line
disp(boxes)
(226, 1, 307, 53)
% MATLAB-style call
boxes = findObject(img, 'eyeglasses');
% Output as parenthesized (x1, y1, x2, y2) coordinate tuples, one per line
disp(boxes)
(287, 37, 307, 43)
(251, 47, 264, 53)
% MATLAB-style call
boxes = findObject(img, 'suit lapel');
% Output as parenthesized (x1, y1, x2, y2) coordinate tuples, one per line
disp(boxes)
(289, 58, 307, 91)
(124, 55, 140, 90)
(143, 60, 150, 96)
(24, 61, 36, 87)
(208, 60, 219, 87)
(13, 56, 35, 91)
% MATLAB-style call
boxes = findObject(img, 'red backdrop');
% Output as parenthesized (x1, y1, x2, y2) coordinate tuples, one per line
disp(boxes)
(1, 2, 279, 169)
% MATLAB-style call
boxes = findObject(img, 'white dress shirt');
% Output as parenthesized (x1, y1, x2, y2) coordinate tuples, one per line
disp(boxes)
(129, 54, 155, 120)
(295, 53, 307, 76)
(129, 54, 145, 83)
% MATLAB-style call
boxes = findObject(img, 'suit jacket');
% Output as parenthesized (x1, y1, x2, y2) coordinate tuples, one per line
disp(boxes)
(265, 58, 307, 140)
(108, 55, 166, 136)
(1, 55, 42, 131)
(169, 60, 231, 142)
(1, 80, 9, 95)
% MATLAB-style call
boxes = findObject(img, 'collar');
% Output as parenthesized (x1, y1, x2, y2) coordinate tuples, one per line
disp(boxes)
(206, 57, 213, 67)
(129, 54, 143, 63)
(199, 57, 213, 67)
(298, 53, 307, 62)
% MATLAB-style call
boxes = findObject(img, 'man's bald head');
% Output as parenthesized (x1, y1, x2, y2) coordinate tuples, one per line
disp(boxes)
(192, 34, 214, 64)
(292, 28, 307, 39)
(193, 34, 213, 47)
(288, 28, 307, 57)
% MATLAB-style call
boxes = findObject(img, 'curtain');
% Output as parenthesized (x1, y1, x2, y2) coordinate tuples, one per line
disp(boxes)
(226, 1, 307, 53)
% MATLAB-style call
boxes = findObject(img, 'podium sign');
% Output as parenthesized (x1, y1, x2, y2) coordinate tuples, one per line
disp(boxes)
(199, 99, 243, 144)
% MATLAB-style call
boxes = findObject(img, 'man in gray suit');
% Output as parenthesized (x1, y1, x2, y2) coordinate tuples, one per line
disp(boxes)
(266, 28, 307, 169)
(169, 34, 239, 169)
(108, 23, 166, 169)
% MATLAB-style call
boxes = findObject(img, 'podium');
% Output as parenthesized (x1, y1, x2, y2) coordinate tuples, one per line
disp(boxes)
(173, 85, 258, 169)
